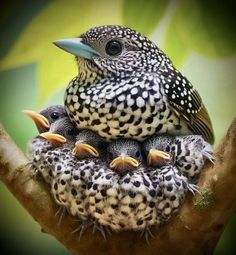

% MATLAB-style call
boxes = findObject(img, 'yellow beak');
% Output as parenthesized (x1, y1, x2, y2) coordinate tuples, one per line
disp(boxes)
(23, 110, 49, 129)
(147, 150, 171, 167)
(40, 132, 67, 143)
(72, 143, 99, 158)
(109, 156, 139, 172)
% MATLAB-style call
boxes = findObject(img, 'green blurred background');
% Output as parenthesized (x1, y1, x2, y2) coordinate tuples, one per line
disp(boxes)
(0, 0, 235, 254)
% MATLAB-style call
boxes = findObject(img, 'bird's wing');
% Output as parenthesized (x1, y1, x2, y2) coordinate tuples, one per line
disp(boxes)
(158, 68, 214, 144)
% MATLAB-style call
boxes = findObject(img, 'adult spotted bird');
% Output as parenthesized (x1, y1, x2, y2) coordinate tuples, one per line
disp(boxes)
(54, 25, 214, 144)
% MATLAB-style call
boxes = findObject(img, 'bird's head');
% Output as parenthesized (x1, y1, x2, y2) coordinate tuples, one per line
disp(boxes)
(107, 139, 142, 174)
(72, 129, 107, 159)
(40, 117, 79, 146)
(54, 25, 166, 81)
(23, 105, 67, 133)
(142, 135, 172, 168)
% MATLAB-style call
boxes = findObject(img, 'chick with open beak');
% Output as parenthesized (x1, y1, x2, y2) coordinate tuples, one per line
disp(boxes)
(23, 105, 67, 133)
(107, 139, 142, 174)
(72, 129, 106, 159)
(40, 117, 79, 146)
(26, 109, 78, 185)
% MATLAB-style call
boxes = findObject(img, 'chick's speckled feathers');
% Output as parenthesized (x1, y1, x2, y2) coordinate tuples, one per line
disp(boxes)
(107, 139, 143, 173)
(28, 108, 199, 233)
(142, 134, 214, 183)
(55, 25, 214, 144)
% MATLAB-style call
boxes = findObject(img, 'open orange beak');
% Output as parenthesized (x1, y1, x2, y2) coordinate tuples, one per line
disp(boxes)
(40, 132, 67, 143)
(72, 143, 99, 158)
(109, 156, 139, 173)
(147, 150, 171, 168)
(23, 110, 49, 130)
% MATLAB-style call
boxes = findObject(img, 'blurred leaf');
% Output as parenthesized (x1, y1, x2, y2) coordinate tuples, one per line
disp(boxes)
(163, 12, 189, 68)
(122, 0, 170, 35)
(173, 0, 236, 58)
(0, 0, 122, 104)
(0, 0, 50, 59)
(215, 216, 236, 255)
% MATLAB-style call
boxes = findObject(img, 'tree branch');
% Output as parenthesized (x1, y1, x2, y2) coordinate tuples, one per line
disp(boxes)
(0, 118, 236, 255)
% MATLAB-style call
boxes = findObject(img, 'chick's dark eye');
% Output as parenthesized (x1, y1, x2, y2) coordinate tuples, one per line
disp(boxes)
(66, 128, 77, 137)
(135, 151, 141, 157)
(50, 112, 59, 120)
(105, 40, 122, 56)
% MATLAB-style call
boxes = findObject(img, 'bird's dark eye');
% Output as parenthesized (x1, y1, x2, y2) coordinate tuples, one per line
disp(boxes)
(105, 40, 122, 56)
(135, 151, 141, 158)
(66, 128, 77, 137)
(50, 112, 59, 120)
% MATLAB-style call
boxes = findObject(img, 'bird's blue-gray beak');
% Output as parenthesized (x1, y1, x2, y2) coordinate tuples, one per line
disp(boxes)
(53, 38, 99, 59)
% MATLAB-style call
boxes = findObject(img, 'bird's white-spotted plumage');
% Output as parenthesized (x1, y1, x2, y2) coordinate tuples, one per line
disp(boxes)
(61, 25, 214, 143)
(65, 73, 190, 141)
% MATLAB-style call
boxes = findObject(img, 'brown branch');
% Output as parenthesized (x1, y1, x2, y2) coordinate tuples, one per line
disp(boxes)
(0, 118, 236, 255)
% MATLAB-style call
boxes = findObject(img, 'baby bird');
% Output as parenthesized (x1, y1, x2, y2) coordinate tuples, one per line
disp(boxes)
(142, 134, 213, 183)
(142, 135, 173, 168)
(26, 108, 200, 236)
(29, 117, 199, 235)
(25, 105, 106, 161)
(40, 116, 79, 146)
(72, 129, 107, 159)
(29, 116, 79, 184)
(23, 105, 67, 133)
(107, 139, 143, 174)
(25, 105, 68, 158)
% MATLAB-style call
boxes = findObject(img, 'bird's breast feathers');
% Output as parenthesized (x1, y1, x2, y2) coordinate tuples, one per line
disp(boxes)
(64, 75, 189, 141)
